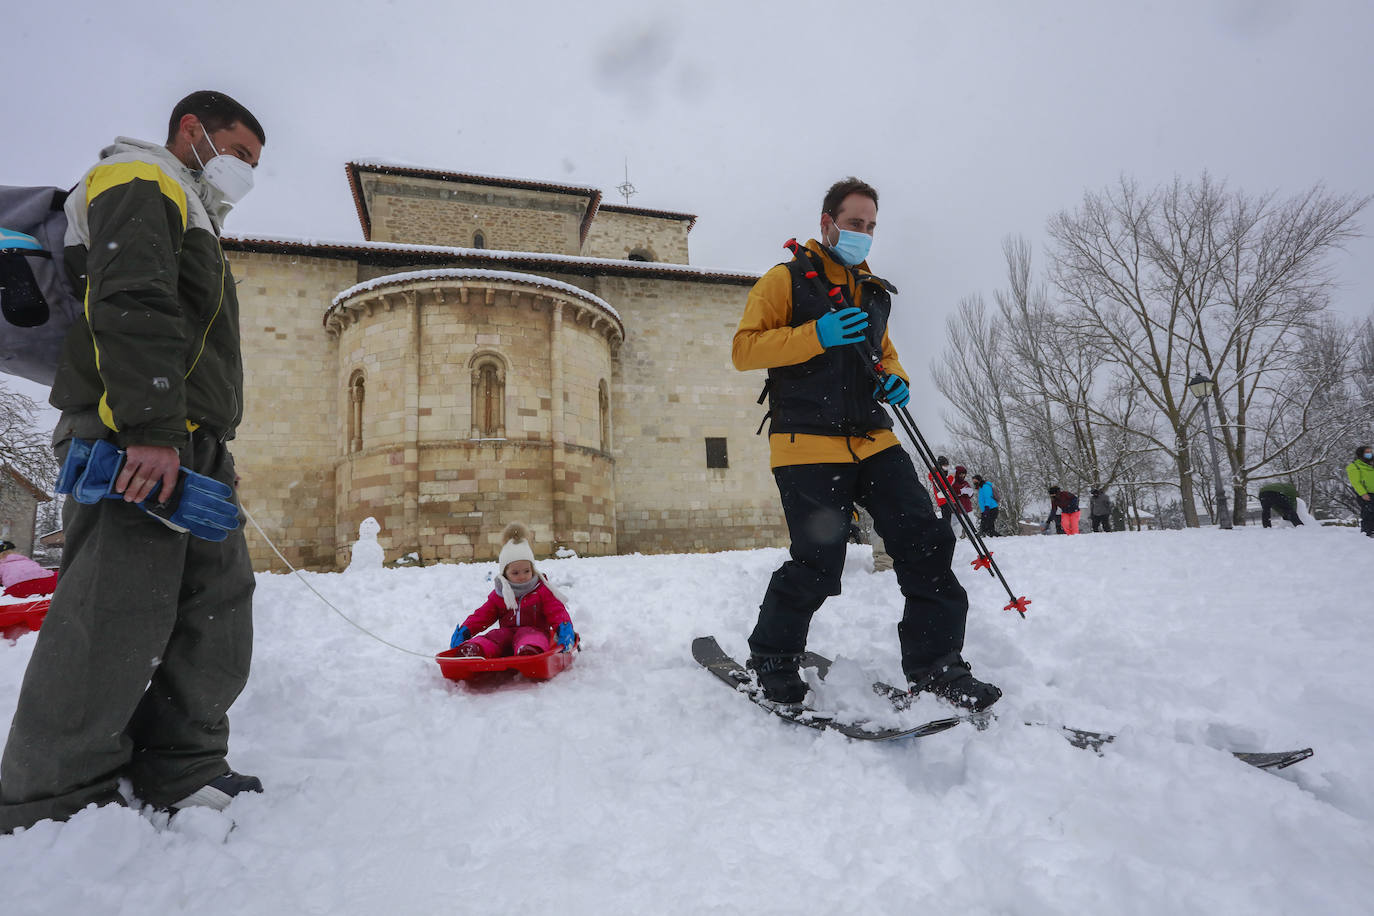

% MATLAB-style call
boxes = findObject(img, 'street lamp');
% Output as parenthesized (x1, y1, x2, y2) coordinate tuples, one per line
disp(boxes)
(1188, 372, 1233, 530)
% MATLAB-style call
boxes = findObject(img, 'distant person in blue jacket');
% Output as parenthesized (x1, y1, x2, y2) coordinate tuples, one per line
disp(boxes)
(971, 475, 1001, 537)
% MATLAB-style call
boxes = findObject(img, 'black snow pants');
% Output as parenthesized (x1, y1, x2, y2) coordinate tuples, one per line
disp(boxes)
(0, 429, 255, 832)
(1259, 491, 1302, 528)
(979, 507, 1000, 537)
(749, 445, 968, 680)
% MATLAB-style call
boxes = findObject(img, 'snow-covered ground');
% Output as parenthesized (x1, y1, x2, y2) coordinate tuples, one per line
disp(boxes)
(2, 524, 1372, 915)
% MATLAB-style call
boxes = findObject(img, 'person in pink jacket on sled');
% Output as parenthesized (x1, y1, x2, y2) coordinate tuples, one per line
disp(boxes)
(0, 541, 58, 599)
(449, 523, 575, 657)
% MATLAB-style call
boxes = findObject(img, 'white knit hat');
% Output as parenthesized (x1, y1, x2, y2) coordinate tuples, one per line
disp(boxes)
(497, 522, 537, 575)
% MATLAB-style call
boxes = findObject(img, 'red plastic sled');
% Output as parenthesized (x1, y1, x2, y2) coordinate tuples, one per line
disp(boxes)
(0, 596, 51, 639)
(435, 635, 579, 683)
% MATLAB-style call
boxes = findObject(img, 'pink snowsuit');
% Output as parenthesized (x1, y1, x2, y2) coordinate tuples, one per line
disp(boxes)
(0, 553, 57, 598)
(458, 577, 571, 657)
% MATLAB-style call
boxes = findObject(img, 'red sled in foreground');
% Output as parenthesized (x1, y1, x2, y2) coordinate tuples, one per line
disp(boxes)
(0, 596, 51, 639)
(435, 635, 580, 683)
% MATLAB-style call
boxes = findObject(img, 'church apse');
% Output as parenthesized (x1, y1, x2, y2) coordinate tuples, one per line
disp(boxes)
(326, 269, 622, 565)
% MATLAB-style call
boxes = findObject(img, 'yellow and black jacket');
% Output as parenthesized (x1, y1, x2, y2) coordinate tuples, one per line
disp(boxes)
(51, 137, 244, 448)
(733, 239, 908, 469)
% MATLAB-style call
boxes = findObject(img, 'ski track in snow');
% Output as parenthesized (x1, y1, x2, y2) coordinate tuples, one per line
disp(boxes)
(2, 526, 1372, 915)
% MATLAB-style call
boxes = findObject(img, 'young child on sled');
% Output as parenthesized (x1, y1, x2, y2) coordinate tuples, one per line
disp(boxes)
(0, 540, 58, 599)
(449, 523, 575, 657)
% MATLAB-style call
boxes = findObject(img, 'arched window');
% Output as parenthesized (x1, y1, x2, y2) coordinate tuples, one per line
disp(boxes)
(598, 379, 611, 452)
(469, 352, 507, 438)
(627, 247, 653, 262)
(347, 371, 365, 453)
(473, 230, 486, 249)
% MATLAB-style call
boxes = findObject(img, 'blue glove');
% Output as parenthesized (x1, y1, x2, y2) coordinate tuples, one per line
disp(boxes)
(815, 307, 869, 348)
(449, 625, 471, 649)
(874, 373, 909, 408)
(54, 438, 93, 495)
(555, 621, 575, 652)
(141, 470, 240, 542)
(58, 438, 241, 542)
(68, 438, 125, 503)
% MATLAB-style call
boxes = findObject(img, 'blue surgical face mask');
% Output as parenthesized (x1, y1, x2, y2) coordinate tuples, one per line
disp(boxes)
(818, 218, 873, 265)
(826, 224, 873, 266)
(1364, 451, 1373, 460)
(831, 229, 872, 266)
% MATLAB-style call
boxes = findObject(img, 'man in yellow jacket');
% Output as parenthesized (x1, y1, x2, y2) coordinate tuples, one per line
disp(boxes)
(732, 177, 1000, 711)
(1348, 444, 1374, 538)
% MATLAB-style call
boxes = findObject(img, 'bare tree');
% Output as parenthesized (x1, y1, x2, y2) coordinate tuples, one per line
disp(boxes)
(1045, 182, 1212, 525)
(1045, 175, 1368, 527)
(1179, 182, 1369, 523)
(0, 378, 57, 489)
(1255, 316, 1374, 518)
(931, 292, 1027, 527)
(937, 236, 1168, 529)
(935, 178, 1367, 531)
(1355, 316, 1374, 405)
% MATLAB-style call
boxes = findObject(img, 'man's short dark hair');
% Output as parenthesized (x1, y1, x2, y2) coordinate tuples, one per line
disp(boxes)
(166, 91, 266, 146)
(822, 177, 878, 217)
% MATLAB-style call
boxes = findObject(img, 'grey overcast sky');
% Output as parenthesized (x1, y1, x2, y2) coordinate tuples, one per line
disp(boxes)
(5, 0, 1372, 441)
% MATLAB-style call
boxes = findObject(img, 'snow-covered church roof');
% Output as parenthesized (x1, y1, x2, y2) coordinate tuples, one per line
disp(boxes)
(330, 267, 621, 324)
(221, 234, 759, 285)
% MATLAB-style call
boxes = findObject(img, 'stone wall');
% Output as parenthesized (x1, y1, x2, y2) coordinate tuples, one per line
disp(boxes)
(0, 475, 41, 557)
(583, 209, 690, 264)
(330, 276, 617, 566)
(230, 251, 358, 571)
(361, 174, 589, 254)
(591, 274, 787, 554)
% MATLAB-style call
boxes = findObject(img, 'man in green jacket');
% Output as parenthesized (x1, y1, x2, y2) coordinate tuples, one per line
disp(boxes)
(0, 91, 266, 833)
(1348, 444, 1374, 538)
(1257, 481, 1303, 528)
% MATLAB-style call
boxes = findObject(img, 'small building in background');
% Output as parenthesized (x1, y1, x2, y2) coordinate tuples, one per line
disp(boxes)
(0, 466, 51, 557)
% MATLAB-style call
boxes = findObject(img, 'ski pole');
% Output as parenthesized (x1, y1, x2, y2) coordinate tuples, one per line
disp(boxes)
(871, 359, 1029, 617)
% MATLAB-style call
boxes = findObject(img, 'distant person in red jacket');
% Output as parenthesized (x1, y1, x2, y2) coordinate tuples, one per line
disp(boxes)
(928, 456, 955, 522)
(0, 541, 57, 598)
(449, 523, 575, 657)
(1044, 487, 1081, 535)
(952, 466, 975, 514)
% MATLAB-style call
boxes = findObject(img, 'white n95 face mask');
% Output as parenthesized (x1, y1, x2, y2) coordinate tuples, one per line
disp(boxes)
(191, 125, 255, 204)
(202, 153, 254, 203)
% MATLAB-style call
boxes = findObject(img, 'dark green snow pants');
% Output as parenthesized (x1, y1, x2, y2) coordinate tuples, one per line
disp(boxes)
(0, 429, 254, 832)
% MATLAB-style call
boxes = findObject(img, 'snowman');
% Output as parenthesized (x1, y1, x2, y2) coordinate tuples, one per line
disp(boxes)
(346, 516, 384, 572)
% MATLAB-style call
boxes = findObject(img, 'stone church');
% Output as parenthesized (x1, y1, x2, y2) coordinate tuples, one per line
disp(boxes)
(224, 161, 787, 570)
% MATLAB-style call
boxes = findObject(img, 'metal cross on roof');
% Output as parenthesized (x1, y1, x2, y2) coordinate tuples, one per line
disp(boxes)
(616, 158, 637, 205)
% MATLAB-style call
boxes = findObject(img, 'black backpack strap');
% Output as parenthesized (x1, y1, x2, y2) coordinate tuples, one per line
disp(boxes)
(784, 238, 853, 311)
(754, 379, 771, 435)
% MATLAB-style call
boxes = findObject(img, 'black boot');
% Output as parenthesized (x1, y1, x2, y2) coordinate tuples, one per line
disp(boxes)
(747, 653, 807, 705)
(908, 654, 1002, 712)
(171, 771, 264, 812)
